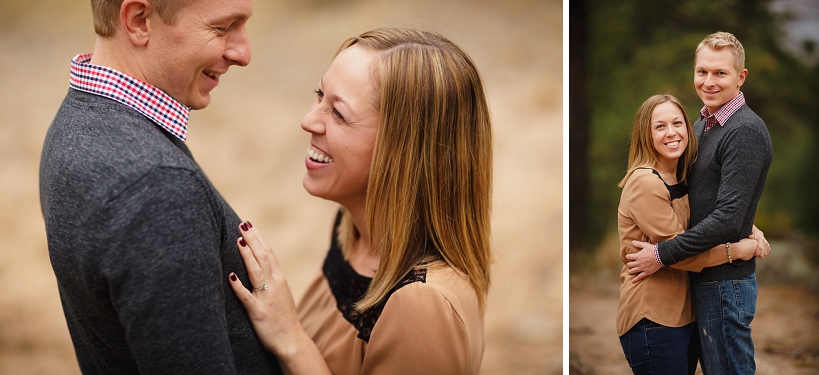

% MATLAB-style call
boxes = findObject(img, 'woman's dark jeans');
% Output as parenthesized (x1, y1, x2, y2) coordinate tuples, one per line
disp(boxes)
(619, 318, 699, 375)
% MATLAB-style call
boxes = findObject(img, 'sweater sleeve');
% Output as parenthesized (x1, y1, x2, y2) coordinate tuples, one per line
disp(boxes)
(658, 126, 770, 266)
(361, 283, 475, 375)
(96, 167, 238, 374)
(625, 172, 710, 272)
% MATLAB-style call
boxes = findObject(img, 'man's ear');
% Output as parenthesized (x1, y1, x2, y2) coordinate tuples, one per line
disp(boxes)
(119, 0, 154, 46)
(737, 68, 748, 88)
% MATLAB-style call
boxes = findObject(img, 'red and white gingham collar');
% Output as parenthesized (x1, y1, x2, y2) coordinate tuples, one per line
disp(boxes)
(699, 91, 746, 128)
(69, 53, 190, 141)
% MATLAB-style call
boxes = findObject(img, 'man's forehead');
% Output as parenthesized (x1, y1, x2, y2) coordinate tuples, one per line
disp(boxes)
(180, 0, 254, 21)
(695, 48, 736, 68)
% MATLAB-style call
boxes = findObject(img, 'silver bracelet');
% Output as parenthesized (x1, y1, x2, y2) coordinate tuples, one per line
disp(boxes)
(726, 242, 732, 263)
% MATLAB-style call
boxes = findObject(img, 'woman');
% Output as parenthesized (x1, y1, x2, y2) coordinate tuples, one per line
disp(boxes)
(228, 28, 491, 374)
(616, 94, 758, 374)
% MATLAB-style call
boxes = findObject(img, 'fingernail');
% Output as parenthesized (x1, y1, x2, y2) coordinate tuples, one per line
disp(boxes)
(230, 273, 238, 282)
(241, 222, 248, 231)
(246, 221, 253, 229)
(239, 238, 247, 247)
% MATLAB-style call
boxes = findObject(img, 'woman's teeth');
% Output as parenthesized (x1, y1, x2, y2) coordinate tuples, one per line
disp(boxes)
(666, 141, 680, 147)
(308, 147, 333, 163)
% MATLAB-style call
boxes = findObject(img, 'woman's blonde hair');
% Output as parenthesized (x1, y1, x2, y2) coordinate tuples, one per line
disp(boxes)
(91, 0, 194, 37)
(334, 28, 492, 311)
(618, 94, 697, 188)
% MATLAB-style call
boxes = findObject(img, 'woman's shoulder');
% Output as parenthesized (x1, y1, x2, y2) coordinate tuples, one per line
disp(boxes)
(624, 168, 687, 201)
(424, 265, 479, 307)
(383, 264, 481, 325)
(627, 167, 659, 180)
(622, 168, 665, 193)
(367, 264, 484, 373)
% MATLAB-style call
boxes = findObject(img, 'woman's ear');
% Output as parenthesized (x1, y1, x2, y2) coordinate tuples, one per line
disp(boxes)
(119, 0, 153, 46)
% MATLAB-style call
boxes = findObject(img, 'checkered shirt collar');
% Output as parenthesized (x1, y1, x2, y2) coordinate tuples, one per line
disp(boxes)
(699, 91, 745, 129)
(69, 53, 190, 142)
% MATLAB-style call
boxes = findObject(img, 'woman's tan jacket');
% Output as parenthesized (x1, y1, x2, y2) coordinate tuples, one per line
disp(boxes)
(616, 168, 722, 336)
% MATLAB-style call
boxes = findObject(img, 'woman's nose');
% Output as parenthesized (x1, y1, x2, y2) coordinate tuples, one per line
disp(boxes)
(301, 104, 325, 134)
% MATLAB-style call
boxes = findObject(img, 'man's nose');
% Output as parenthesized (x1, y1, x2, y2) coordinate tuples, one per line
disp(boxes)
(225, 26, 251, 67)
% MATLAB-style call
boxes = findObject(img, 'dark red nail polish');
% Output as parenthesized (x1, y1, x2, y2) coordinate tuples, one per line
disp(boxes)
(246, 221, 253, 229)
(230, 273, 237, 282)
(240, 222, 248, 231)
(239, 238, 246, 247)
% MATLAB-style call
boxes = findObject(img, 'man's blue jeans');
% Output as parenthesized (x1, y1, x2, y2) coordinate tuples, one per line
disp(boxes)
(692, 273, 757, 375)
(619, 318, 699, 375)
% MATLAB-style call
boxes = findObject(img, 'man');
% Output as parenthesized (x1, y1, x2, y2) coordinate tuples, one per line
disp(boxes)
(39, 0, 282, 373)
(626, 32, 773, 374)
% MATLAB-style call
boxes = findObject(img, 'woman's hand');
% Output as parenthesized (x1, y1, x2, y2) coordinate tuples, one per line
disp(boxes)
(229, 222, 332, 375)
(228, 222, 305, 356)
(750, 224, 771, 258)
(732, 238, 758, 261)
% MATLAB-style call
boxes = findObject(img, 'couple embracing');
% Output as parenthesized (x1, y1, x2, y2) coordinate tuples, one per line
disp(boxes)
(616, 32, 774, 374)
(40, 0, 491, 374)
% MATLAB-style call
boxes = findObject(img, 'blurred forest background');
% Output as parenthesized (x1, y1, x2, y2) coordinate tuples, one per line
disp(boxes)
(569, 0, 819, 373)
(0, 0, 561, 374)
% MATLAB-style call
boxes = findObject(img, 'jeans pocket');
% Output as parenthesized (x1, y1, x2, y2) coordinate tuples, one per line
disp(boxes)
(733, 275, 758, 326)
(645, 325, 667, 332)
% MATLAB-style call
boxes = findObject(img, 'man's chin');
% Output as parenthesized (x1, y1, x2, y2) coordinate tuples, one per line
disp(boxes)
(186, 96, 211, 110)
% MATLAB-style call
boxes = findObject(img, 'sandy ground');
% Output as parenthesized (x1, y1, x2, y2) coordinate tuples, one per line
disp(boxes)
(0, 0, 562, 373)
(570, 239, 819, 375)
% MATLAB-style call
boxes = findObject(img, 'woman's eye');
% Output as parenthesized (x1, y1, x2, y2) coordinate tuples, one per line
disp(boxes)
(313, 89, 344, 122)
(332, 108, 345, 122)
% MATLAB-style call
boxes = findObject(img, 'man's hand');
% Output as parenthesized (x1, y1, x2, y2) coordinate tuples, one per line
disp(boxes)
(625, 240, 662, 283)
(751, 224, 771, 258)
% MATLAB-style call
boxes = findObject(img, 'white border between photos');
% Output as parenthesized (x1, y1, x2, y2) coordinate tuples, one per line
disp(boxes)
(562, 0, 569, 373)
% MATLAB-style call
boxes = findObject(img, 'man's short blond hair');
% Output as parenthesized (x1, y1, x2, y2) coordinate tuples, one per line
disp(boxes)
(91, 0, 194, 37)
(696, 31, 746, 73)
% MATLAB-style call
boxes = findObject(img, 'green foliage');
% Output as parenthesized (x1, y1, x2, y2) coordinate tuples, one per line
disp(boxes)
(581, 0, 819, 249)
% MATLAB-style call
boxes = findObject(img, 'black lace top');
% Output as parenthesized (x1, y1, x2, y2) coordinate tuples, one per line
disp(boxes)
(322, 214, 427, 342)
(639, 167, 688, 201)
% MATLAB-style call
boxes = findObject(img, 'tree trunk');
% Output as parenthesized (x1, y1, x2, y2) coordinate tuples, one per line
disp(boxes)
(569, 0, 590, 253)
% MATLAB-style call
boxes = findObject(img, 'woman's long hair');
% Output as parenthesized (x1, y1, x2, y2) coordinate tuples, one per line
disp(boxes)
(334, 28, 492, 311)
(618, 94, 697, 188)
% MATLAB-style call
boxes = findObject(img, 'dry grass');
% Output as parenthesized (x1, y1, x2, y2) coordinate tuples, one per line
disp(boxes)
(0, 0, 562, 373)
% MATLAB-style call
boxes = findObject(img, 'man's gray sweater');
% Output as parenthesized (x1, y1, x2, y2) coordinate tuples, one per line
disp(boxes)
(40, 89, 282, 374)
(657, 103, 773, 282)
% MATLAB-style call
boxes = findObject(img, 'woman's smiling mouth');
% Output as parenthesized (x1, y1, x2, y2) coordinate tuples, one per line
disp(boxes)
(307, 146, 334, 163)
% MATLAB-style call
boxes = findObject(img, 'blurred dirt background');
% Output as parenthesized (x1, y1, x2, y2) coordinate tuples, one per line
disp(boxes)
(0, 0, 562, 373)
(570, 236, 819, 374)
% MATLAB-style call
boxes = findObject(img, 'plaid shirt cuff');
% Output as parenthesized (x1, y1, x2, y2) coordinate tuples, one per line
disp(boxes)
(653, 243, 664, 267)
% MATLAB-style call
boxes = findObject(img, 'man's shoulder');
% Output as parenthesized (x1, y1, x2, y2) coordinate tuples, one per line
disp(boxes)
(43, 90, 204, 202)
(730, 105, 772, 152)
(730, 104, 769, 134)
(56, 89, 160, 129)
(56, 88, 141, 120)
(50, 89, 194, 164)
